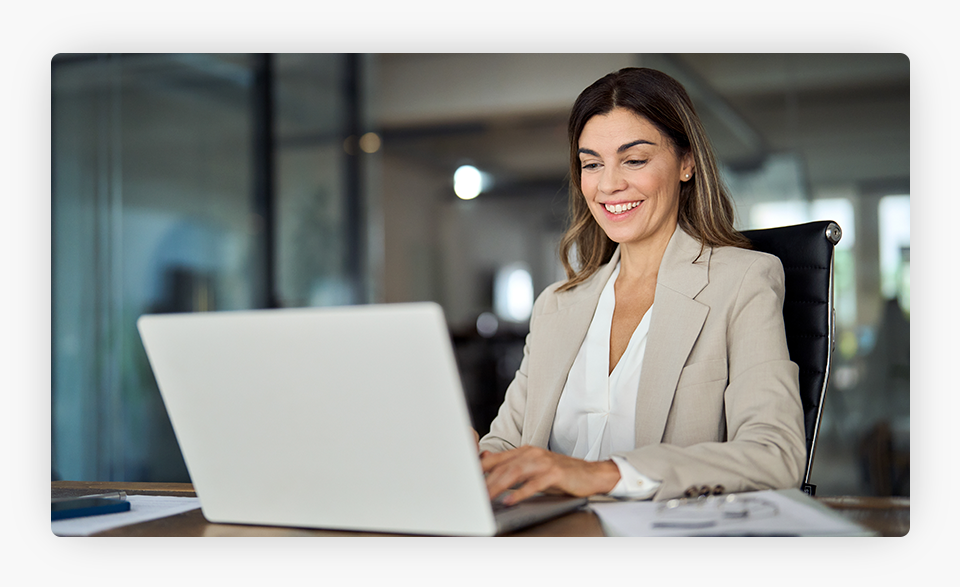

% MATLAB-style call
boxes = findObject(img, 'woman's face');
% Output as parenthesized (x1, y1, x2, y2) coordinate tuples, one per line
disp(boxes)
(577, 107, 693, 251)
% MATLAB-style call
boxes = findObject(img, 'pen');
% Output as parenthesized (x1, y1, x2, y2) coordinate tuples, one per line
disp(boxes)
(652, 521, 716, 529)
(51, 491, 127, 503)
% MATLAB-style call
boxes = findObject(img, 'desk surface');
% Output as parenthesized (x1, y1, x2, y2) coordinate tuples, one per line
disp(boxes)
(51, 481, 909, 537)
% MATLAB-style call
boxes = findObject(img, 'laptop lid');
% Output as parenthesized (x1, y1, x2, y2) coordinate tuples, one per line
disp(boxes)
(137, 302, 498, 536)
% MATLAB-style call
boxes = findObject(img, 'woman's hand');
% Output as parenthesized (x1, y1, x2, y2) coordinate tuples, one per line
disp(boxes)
(480, 446, 621, 505)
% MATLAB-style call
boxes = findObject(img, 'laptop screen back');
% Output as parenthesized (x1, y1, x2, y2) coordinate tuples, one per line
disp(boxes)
(138, 303, 497, 536)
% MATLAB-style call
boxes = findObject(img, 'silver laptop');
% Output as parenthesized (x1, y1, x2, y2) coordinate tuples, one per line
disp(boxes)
(137, 302, 586, 536)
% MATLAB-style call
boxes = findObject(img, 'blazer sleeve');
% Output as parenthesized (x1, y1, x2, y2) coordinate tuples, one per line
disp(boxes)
(615, 254, 807, 500)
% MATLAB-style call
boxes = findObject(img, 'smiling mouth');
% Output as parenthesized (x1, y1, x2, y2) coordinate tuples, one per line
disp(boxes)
(603, 201, 641, 215)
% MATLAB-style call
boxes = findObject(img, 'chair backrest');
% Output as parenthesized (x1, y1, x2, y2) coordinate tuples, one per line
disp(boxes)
(740, 220, 842, 496)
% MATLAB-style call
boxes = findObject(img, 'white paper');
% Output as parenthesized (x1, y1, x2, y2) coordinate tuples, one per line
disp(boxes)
(52, 495, 202, 537)
(589, 489, 873, 537)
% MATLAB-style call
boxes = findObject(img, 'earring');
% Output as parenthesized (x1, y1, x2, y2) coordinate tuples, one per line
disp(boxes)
(685, 174, 691, 179)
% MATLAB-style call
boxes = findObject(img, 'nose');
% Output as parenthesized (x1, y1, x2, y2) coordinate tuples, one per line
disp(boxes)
(597, 165, 626, 195)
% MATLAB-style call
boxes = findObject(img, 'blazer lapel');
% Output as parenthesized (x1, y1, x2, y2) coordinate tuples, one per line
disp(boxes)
(634, 228, 711, 447)
(525, 249, 620, 448)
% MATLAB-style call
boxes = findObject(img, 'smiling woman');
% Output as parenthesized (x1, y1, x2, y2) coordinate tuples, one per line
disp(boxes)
(478, 68, 806, 505)
(576, 109, 693, 258)
(560, 67, 750, 293)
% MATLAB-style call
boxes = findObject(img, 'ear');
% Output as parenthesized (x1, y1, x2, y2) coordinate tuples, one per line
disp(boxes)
(680, 151, 695, 182)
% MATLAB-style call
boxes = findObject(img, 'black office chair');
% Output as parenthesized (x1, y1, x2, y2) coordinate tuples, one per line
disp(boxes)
(740, 220, 842, 496)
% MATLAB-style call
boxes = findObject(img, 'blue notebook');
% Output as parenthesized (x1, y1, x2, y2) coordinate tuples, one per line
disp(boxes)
(52, 497, 131, 521)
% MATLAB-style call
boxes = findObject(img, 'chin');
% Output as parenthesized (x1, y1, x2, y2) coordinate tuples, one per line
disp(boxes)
(599, 224, 645, 245)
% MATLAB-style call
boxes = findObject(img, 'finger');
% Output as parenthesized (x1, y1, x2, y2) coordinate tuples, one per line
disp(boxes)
(484, 453, 535, 498)
(503, 472, 557, 505)
(479, 451, 499, 472)
(484, 449, 549, 499)
(494, 452, 580, 504)
(485, 460, 529, 499)
(480, 447, 525, 473)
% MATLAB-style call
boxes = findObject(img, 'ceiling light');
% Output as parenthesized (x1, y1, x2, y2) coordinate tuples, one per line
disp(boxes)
(454, 165, 483, 200)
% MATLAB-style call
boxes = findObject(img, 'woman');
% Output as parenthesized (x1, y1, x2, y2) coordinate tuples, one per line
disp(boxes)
(478, 68, 806, 504)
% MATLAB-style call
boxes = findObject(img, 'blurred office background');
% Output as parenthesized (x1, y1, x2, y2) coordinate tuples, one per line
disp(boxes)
(51, 53, 909, 497)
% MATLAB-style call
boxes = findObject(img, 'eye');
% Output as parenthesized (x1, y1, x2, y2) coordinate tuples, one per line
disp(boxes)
(580, 162, 601, 171)
(625, 159, 648, 166)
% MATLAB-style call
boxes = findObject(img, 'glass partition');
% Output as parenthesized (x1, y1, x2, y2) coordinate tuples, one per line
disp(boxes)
(52, 54, 370, 481)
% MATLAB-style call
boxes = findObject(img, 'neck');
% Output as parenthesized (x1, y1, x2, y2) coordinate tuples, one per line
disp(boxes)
(617, 224, 676, 283)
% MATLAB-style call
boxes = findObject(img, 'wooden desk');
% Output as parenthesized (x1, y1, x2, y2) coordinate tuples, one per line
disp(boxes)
(52, 481, 909, 537)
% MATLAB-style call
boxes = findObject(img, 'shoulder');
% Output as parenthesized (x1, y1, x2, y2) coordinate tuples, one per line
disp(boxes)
(710, 244, 782, 271)
(708, 245, 784, 284)
(532, 265, 611, 318)
(702, 245, 786, 306)
(529, 279, 570, 318)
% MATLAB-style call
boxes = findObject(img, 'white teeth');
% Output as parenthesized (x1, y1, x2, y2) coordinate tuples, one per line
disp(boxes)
(604, 201, 640, 214)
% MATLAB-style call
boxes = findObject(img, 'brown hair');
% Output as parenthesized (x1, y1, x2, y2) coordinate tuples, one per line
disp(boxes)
(557, 67, 749, 292)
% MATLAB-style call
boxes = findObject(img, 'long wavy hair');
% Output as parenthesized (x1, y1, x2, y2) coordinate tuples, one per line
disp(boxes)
(557, 67, 749, 292)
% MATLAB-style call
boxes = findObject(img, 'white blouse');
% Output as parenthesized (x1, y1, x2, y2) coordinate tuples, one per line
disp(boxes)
(548, 262, 661, 499)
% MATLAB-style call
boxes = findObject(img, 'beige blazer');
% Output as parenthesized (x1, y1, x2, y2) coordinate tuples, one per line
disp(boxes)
(479, 226, 806, 500)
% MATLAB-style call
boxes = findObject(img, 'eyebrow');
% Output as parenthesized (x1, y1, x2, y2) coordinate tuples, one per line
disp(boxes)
(577, 139, 656, 157)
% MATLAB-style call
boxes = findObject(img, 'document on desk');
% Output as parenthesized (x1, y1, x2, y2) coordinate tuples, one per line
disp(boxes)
(52, 495, 201, 537)
(589, 489, 873, 537)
